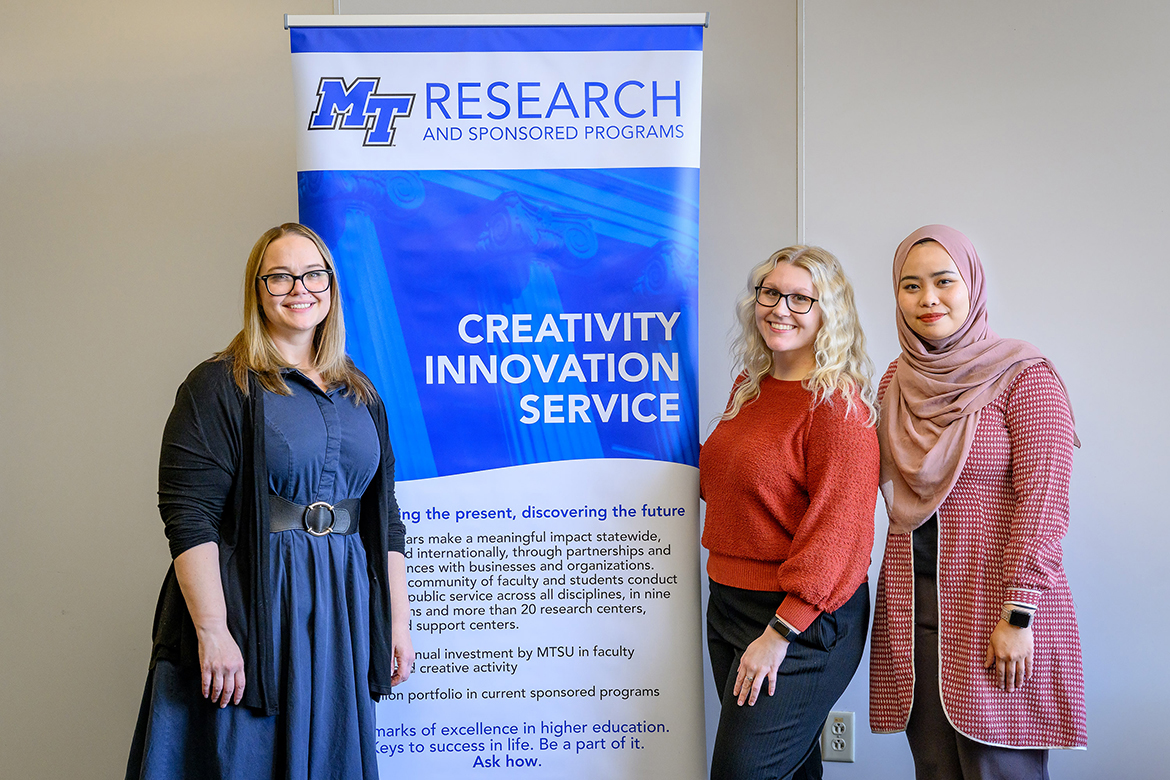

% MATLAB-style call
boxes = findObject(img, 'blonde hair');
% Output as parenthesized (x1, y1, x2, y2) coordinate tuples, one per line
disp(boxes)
(217, 223, 375, 404)
(724, 245, 876, 425)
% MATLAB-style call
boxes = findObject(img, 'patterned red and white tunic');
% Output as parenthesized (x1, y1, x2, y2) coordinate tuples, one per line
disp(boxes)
(869, 360, 1087, 748)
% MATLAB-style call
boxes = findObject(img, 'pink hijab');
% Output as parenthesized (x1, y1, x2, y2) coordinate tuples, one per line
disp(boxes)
(878, 225, 1077, 533)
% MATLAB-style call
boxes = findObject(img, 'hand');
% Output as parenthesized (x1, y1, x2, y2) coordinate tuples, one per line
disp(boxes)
(733, 627, 790, 706)
(386, 551, 414, 686)
(391, 622, 415, 686)
(984, 619, 1033, 692)
(195, 624, 246, 707)
(173, 543, 245, 708)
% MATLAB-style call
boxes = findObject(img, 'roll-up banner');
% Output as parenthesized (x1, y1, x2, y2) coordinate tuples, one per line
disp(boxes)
(287, 14, 706, 778)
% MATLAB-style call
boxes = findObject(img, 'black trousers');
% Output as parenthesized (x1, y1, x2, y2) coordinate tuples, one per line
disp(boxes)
(707, 581, 869, 780)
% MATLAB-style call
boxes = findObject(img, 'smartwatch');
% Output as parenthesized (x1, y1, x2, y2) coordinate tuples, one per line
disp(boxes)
(1001, 606, 1034, 628)
(768, 614, 799, 642)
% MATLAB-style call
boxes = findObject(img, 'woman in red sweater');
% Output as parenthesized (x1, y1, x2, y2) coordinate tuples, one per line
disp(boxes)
(700, 245, 879, 780)
(870, 225, 1085, 779)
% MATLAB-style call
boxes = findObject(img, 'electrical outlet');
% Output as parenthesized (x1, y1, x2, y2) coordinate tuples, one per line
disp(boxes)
(821, 710, 855, 762)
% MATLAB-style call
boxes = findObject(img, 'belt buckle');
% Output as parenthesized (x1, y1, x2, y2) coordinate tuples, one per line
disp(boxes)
(303, 501, 336, 536)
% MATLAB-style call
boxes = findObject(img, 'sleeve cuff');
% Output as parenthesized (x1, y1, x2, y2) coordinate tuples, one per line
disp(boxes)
(167, 531, 220, 560)
(776, 594, 822, 633)
(1004, 587, 1042, 608)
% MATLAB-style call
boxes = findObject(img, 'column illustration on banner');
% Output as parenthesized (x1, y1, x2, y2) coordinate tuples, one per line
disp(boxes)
(289, 17, 705, 779)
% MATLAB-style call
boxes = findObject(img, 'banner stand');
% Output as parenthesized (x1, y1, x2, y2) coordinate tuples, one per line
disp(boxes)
(289, 15, 707, 777)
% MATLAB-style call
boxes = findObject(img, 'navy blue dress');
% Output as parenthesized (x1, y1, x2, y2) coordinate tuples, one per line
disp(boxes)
(128, 371, 382, 779)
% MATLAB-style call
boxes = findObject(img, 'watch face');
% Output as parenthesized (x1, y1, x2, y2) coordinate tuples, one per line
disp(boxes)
(769, 616, 792, 640)
(1008, 611, 1032, 628)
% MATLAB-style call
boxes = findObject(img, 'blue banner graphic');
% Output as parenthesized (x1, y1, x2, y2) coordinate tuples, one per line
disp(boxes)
(299, 167, 699, 479)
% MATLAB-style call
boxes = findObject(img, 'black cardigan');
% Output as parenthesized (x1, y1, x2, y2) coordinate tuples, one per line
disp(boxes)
(148, 359, 405, 715)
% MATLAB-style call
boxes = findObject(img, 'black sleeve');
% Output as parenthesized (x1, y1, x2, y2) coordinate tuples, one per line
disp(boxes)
(377, 397, 406, 555)
(158, 363, 242, 559)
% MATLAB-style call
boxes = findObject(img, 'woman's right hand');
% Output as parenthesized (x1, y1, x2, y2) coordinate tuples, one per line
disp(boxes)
(173, 542, 245, 708)
(196, 624, 246, 707)
(733, 628, 790, 706)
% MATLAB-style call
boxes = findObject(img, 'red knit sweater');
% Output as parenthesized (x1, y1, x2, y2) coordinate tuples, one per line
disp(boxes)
(700, 377, 879, 631)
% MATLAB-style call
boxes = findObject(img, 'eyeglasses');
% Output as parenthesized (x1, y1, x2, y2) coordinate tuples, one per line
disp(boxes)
(258, 270, 334, 296)
(754, 286, 818, 314)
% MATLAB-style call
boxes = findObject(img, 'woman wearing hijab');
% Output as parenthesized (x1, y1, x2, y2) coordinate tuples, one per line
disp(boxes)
(702, 246, 879, 780)
(869, 225, 1086, 779)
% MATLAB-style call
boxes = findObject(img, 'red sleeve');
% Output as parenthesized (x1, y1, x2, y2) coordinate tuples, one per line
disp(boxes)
(1001, 363, 1075, 604)
(774, 394, 880, 631)
(876, 359, 898, 407)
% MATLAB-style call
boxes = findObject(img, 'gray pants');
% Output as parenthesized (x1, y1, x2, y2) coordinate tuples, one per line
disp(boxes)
(907, 571, 1049, 780)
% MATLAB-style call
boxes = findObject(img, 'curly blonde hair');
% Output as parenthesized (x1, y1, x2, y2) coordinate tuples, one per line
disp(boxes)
(217, 223, 375, 403)
(723, 245, 876, 424)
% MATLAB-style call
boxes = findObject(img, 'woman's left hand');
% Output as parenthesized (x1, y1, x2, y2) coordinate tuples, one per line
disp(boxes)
(984, 620, 1033, 692)
(391, 624, 415, 686)
(733, 628, 790, 706)
(386, 551, 415, 686)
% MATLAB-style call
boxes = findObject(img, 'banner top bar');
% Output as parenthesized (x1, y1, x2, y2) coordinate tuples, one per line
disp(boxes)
(284, 13, 709, 30)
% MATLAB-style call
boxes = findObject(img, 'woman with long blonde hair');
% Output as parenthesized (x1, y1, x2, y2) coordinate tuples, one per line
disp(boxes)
(700, 246, 879, 779)
(127, 223, 413, 779)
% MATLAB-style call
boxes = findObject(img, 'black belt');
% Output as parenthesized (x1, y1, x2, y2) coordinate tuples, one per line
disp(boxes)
(268, 495, 360, 536)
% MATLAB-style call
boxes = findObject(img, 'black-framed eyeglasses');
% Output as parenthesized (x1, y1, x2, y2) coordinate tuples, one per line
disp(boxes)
(258, 270, 334, 296)
(754, 286, 818, 314)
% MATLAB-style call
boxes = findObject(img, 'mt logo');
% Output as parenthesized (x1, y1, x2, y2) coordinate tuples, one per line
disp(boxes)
(307, 77, 415, 146)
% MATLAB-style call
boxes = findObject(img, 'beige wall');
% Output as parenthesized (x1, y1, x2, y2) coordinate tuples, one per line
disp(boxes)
(0, 1, 796, 775)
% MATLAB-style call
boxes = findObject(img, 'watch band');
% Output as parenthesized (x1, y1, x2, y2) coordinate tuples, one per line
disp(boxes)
(768, 614, 799, 642)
